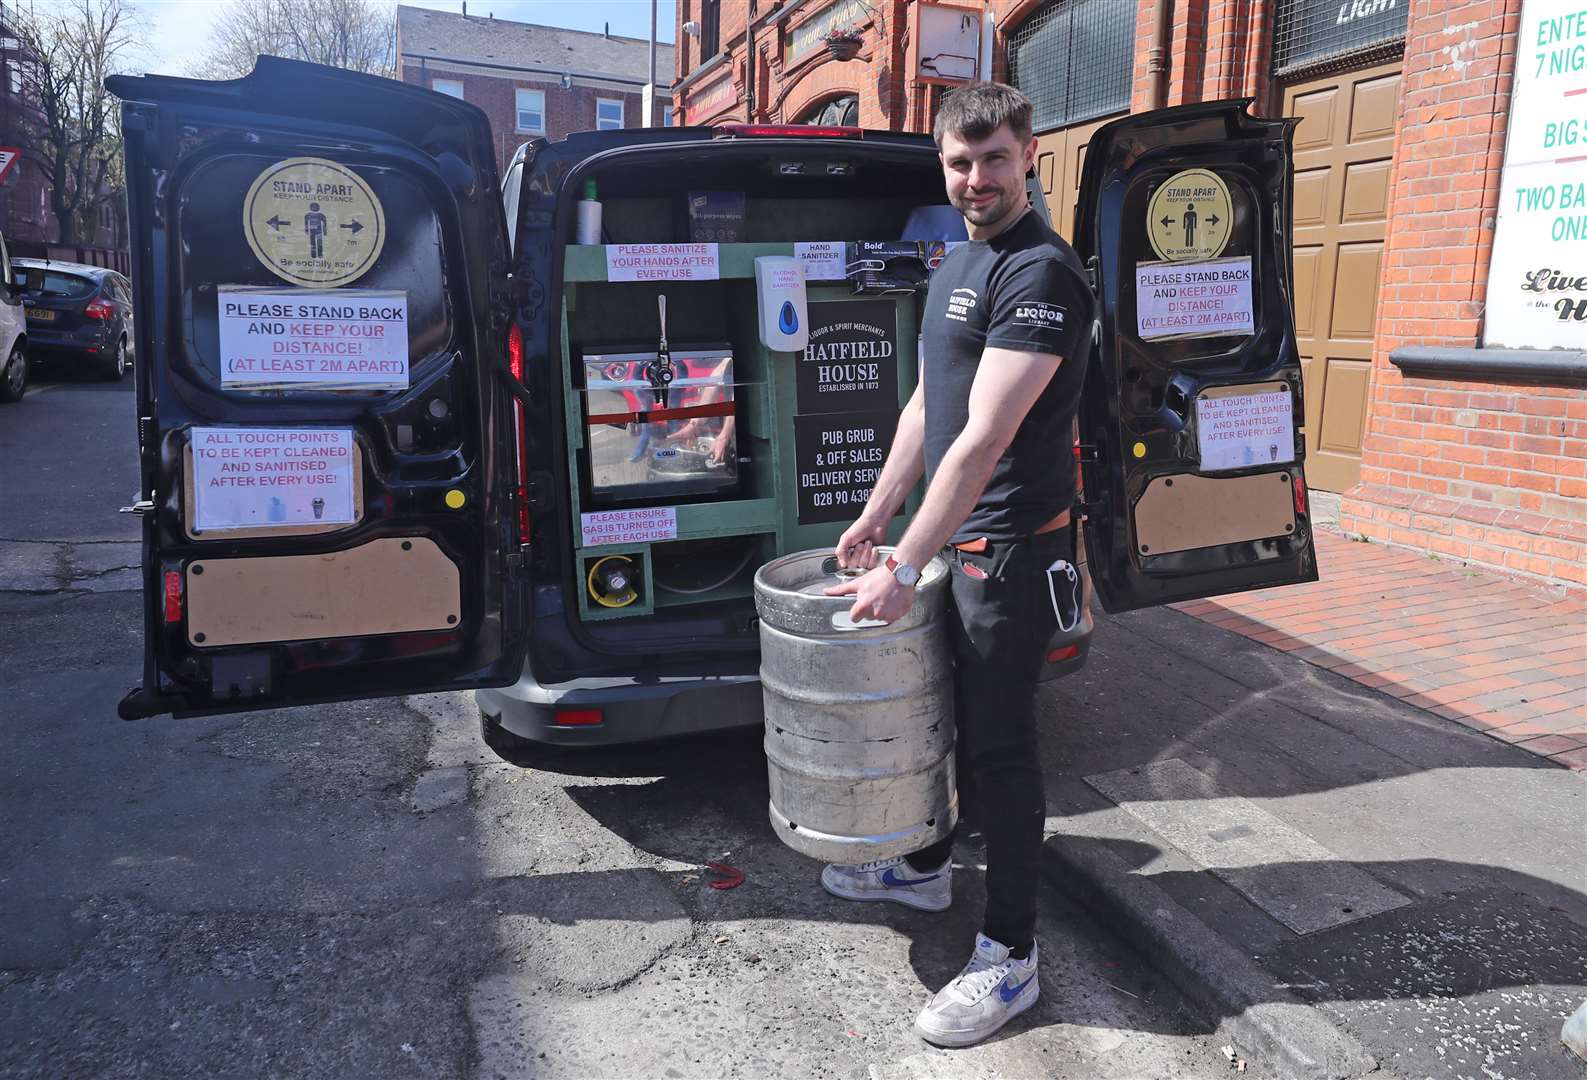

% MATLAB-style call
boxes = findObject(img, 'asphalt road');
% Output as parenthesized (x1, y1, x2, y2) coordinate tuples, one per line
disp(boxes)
(0, 367, 1238, 1077)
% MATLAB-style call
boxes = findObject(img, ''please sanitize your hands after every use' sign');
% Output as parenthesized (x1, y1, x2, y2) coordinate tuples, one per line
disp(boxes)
(605, 244, 721, 281)
(217, 288, 410, 390)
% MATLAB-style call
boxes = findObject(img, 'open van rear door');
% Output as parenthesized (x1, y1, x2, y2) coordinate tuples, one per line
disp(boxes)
(1075, 101, 1319, 613)
(111, 58, 526, 719)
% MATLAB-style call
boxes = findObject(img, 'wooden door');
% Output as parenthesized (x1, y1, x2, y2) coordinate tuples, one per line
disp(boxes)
(1033, 113, 1119, 243)
(1282, 60, 1403, 492)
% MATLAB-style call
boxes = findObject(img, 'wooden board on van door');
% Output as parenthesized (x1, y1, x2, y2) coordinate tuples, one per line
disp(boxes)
(185, 537, 459, 647)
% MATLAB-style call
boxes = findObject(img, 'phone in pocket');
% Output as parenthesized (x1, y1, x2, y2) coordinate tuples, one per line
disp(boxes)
(1046, 559, 1081, 632)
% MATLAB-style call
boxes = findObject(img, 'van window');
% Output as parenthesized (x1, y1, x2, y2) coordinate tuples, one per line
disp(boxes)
(175, 153, 454, 396)
(502, 159, 524, 254)
(574, 153, 950, 246)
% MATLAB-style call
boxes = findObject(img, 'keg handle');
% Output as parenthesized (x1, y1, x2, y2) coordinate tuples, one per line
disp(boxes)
(831, 609, 890, 631)
(819, 557, 888, 629)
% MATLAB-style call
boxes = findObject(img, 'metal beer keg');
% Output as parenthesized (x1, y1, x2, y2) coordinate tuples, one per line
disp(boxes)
(753, 549, 955, 863)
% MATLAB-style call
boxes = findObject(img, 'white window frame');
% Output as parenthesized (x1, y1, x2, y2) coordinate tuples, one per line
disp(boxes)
(596, 97, 624, 131)
(431, 78, 464, 100)
(516, 88, 546, 134)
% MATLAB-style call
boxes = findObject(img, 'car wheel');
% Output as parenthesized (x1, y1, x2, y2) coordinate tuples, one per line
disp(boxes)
(0, 343, 26, 403)
(104, 337, 128, 381)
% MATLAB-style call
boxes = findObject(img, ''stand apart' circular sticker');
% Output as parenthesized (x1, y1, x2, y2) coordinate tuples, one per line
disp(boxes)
(1146, 168, 1233, 262)
(243, 157, 386, 287)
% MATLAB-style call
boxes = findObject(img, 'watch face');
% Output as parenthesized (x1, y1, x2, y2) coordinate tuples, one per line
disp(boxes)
(893, 563, 920, 587)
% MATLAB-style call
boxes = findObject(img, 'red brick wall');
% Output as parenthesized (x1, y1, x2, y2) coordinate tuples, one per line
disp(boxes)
(1338, 0, 1585, 596)
(669, 1, 1579, 593)
(399, 63, 650, 173)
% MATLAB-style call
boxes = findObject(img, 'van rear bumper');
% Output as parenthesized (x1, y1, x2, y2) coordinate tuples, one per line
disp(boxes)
(476, 670, 764, 746)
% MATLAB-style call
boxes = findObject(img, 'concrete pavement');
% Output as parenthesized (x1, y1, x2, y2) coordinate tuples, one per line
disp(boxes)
(0, 369, 1233, 1079)
(1037, 601, 1587, 1080)
(6, 368, 1584, 1079)
(0, 586, 1236, 1079)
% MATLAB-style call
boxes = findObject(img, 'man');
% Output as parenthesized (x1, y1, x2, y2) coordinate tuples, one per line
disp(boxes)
(304, 202, 327, 260)
(822, 82, 1093, 1048)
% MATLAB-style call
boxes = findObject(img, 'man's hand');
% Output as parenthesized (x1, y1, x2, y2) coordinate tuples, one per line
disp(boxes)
(833, 515, 887, 570)
(823, 564, 914, 624)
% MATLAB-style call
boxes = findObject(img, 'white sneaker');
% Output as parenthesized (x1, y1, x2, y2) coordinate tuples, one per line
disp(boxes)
(915, 933, 1039, 1047)
(820, 855, 952, 912)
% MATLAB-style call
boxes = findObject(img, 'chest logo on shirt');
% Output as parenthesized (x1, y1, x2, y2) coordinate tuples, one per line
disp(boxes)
(946, 287, 978, 323)
(1013, 301, 1066, 329)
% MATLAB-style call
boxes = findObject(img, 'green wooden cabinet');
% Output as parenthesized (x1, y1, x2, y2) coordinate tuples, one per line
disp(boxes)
(561, 245, 924, 621)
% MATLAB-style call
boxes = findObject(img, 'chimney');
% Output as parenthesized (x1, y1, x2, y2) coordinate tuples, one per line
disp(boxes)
(604, 21, 611, 38)
(461, 1, 467, 16)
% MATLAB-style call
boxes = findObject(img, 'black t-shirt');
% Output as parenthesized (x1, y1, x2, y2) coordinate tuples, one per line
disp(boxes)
(921, 210, 1092, 542)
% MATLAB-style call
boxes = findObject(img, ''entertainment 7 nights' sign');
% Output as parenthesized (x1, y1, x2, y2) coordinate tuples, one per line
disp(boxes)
(1482, 0, 1587, 349)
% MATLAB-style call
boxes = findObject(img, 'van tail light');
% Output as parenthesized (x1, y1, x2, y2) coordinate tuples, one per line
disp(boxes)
(84, 297, 114, 320)
(507, 322, 531, 544)
(163, 570, 183, 623)
(714, 124, 861, 138)
(1046, 644, 1080, 664)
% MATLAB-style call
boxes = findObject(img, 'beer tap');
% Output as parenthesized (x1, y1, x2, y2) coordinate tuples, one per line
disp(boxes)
(644, 293, 675, 408)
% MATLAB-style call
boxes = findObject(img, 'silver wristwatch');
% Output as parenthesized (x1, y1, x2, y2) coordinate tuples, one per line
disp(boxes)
(889, 561, 921, 588)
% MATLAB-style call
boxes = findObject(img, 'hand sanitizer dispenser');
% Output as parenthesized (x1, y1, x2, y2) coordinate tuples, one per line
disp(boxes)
(755, 256, 809, 353)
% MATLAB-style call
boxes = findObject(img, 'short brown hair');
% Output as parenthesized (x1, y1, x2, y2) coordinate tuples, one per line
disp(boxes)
(932, 82, 1034, 147)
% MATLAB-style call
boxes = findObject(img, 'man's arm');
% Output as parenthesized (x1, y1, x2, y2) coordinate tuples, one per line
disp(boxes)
(867, 383, 928, 521)
(828, 346, 1061, 620)
(833, 382, 926, 568)
(891, 346, 1060, 570)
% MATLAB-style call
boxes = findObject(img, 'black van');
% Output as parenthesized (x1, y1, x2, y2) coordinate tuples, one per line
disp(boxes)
(110, 59, 1317, 741)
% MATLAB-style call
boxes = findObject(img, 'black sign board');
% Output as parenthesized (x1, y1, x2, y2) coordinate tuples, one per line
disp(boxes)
(793, 410, 897, 525)
(797, 299, 899, 415)
(1273, 0, 1408, 73)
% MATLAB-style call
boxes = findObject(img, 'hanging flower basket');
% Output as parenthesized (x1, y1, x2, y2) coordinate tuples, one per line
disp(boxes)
(825, 30, 862, 61)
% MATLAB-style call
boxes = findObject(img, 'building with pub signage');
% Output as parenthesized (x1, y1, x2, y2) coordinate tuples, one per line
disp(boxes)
(396, 4, 675, 175)
(673, 0, 1586, 596)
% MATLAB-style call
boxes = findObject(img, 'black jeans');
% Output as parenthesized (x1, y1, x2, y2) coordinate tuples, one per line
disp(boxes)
(906, 528, 1068, 951)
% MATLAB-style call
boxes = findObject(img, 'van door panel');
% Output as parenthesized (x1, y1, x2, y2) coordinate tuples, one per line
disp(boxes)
(1075, 101, 1319, 612)
(111, 58, 526, 719)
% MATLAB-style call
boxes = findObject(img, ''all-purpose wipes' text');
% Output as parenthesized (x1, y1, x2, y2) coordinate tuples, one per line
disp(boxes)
(218, 288, 410, 389)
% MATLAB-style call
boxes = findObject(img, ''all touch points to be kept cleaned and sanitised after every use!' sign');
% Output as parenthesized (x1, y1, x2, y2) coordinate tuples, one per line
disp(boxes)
(1196, 389, 1295, 472)
(218, 287, 409, 390)
(191, 427, 357, 531)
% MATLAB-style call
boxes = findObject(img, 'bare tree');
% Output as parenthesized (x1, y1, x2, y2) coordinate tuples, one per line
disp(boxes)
(11, 0, 138, 247)
(198, 0, 396, 80)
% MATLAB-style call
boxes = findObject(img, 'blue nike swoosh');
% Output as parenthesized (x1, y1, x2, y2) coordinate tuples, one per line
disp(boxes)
(998, 974, 1035, 1002)
(880, 867, 940, 888)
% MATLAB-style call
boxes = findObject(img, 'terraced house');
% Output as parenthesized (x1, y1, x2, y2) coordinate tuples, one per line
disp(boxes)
(396, 3, 675, 174)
